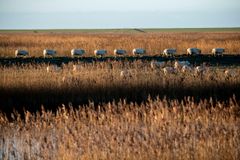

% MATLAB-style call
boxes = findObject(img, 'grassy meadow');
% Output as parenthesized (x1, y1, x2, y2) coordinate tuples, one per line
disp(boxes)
(0, 28, 240, 57)
(0, 29, 240, 159)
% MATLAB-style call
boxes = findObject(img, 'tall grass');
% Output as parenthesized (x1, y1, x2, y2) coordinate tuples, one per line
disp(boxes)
(0, 32, 240, 57)
(0, 98, 240, 160)
(0, 61, 240, 113)
(1, 46, 240, 159)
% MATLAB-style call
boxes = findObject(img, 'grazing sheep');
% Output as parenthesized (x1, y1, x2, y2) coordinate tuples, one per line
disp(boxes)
(150, 61, 165, 69)
(181, 65, 192, 73)
(174, 61, 191, 69)
(212, 48, 225, 56)
(72, 64, 82, 72)
(194, 66, 206, 75)
(120, 70, 133, 79)
(71, 49, 85, 57)
(15, 50, 29, 57)
(163, 48, 176, 57)
(163, 67, 176, 75)
(132, 48, 146, 56)
(187, 48, 201, 56)
(46, 65, 62, 73)
(120, 70, 126, 78)
(43, 49, 57, 58)
(94, 50, 107, 56)
(114, 49, 127, 56)
(224, 69, 236, 78)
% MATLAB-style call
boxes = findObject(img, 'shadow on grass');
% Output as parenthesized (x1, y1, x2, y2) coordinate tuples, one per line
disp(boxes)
(0, 83, 240, 116)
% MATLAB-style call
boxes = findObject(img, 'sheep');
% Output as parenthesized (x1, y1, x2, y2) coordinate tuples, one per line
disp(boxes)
(120, 70, 133, 79)
(174, 61, 191, 69)
(114, 49, 127, 56)
(194, 66, 206, 75)
(94, 50, 107, 56)
(15, 50, 29, 57)
(187, 48, 201, 56)
(71, 49, 85, 57)
(46, 65, 62, 73)
(212, 48, 225, 56)
(120, 70, 126, 78)
(181, 65, 192, 73)
(72, 64, 82, 72)
(163, 48, 176, 57)
(150, 61, 165, 69)
(62, 76, 74, 83)
(163, 67, 176, 75)
(224, 69, 236, 78)
(132, 48, 146, 56)
(43, 49, 57, 58)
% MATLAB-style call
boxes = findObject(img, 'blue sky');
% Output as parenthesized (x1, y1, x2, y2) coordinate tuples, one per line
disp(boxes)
(0, 0, 240, 29)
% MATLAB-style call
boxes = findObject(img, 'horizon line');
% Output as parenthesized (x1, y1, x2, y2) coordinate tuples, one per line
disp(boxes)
(1, 27, 240, 30)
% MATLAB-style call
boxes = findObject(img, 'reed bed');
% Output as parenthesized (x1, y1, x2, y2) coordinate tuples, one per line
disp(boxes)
(0, 47, 240, 159)
(0, 61, 240, 113)
(0, 98, 240, 160)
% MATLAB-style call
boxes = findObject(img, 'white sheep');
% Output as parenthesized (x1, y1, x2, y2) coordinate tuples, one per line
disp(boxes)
(163, 67, 176, 75)
(46, 65, 62, 73)
(163, 48, 176, 57)
(120, 70, 133, 79)
(194, 66, 206, 75)
(72, 64, 82, 72)
(181, 65, 192, 73)
(212, 48, 225, 56)
(187, 48, 201, 56)
(174, 61, 191, 69)
(43, 49, 57, 58)
(114, 49, 127, 56)
(150, 61, 165, 69)
(132, 48, 146, 56)
(71, 49, 85, 57)
(15, 50, 29, 57)
(94, 50, 107, 56)
(224, 69, 236, 78)
(120, 70, 126, 78)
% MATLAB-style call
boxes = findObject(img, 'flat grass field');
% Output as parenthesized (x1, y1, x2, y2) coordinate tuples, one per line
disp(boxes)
(0, 28, 240, 160)
(0, 28, 240, 57)
(1, 27, 240, 33)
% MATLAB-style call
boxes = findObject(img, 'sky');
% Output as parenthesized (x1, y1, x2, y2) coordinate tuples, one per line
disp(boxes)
(0, 0, 240, 29)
